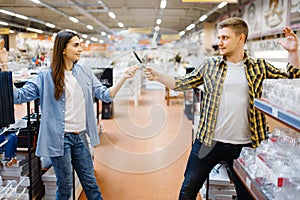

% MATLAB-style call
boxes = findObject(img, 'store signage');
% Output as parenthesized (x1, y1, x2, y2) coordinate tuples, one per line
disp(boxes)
(18, 32, 38, 39)
(0, 28, 10, 34)
(181, 0, 237, 3)
(161, 34, 180, 41)
(129, 28, 152, 34)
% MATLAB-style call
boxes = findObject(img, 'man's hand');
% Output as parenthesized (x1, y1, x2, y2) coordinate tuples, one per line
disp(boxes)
(279, 26, 298, 52)
(143, 67, 159, 81)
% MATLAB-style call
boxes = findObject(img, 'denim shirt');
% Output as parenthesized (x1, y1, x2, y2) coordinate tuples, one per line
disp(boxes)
(13, 63, 112, 157)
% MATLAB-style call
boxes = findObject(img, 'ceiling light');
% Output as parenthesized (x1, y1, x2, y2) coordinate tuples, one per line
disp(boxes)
(82, 34, 88, 39)
(69, 17, 79, 23)
(179, 31, 185, 37)
(86, 40, 91, 44)
(101, 31, 106, 36)
(87, 25, 94, 30)
(46, 23, 55, 28)
(155, 26, 160, 32)
(80, 38, 84, 43)
(186, 24, 195, 31)
(9, 30, 15, 33)
(0, 21, 8, 26)
(199, 15, 207, 22)
(108, 12, 116, 19)
(156, 19, 162, 25)
(0, 9, 15, 16)
(99, 40, 104, 44)
(218, 2, 228, 9)
(91, 37, 98, 42)
(118, 22, 124, 28)
(26, 27, 43, 34)
(30, 0, 41, 4)
(160, 0, 167, 9)
(15, 14, 29, 20)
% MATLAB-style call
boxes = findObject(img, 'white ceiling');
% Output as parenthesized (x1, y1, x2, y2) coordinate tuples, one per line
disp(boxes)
(0, 0, 242, 37)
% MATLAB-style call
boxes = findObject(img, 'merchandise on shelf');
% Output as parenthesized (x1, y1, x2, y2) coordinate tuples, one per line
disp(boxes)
(237, 127, 300, 199)
(262, 79, 300, 116)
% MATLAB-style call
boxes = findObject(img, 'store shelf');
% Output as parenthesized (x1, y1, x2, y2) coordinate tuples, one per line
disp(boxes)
(233, 159, 269, 200)
(254, 99, 300, 131)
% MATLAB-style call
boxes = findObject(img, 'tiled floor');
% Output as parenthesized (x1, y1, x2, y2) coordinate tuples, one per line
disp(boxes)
(79, 89, 201, 200)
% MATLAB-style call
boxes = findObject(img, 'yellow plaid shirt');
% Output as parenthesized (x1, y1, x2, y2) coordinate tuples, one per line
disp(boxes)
(174, 51, 300, 148)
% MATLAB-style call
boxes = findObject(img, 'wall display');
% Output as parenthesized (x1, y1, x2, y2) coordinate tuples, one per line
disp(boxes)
(289, 0, 300, 26)
(243, 0, 263, 38)
(261, 0, 288, 34)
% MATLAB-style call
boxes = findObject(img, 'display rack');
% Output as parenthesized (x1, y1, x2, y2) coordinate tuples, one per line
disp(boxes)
(233, 159, 269, 200)
(233, 98, 300, 199)
(254, 99, 300, 131)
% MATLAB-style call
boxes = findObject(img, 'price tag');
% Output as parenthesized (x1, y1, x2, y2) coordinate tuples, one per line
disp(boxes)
(271, 107, 278, 117)
(246, 177, 251, 188)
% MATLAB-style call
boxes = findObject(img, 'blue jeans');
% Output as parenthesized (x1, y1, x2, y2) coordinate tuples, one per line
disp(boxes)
(0, 132, 18, 160)
(50, 132, 103, 200)
(179, 139, 253, 200)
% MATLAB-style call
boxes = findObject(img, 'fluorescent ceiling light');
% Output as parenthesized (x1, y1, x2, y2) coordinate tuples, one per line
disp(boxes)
(46, 23, 55, 28)
(0, 9, 15, 16)
(199, 15, 207, 22)
(156, 19, 162, 25)
(118, 22, 124, 28)
(179, 31, 185, 37)
(26, 27, 43, 34)
(30, 0, 41, 4)
(108, 12, 116, 19)
(160, 0, 167, 9)
(0, 21, 8, 26)
(87, 25, 94, 30)
(218, 2, 228, 9)
(69, 17, 79, 23)
(15, 14, 28, 20)
(186, 24, 195, 31)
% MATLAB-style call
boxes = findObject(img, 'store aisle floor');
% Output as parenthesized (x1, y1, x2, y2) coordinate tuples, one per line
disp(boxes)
(79, 89, 201, 200)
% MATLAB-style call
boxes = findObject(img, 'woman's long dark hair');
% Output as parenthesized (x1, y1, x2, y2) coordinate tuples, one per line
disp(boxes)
(51, 30, 80, 100)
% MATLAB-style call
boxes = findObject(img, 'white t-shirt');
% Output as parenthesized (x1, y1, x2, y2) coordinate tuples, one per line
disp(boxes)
(213, 60, 251, 144)
(64, 70, 86, 132)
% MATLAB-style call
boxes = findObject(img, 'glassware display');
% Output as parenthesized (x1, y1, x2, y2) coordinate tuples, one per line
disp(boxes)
(262, 79, 300, 115)
(237, 127, 300, 199)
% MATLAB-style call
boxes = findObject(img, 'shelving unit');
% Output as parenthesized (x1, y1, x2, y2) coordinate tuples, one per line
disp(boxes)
(233, 159, 269, 200)
(233, 98, 300, 199)
(254, 99, 300, 131)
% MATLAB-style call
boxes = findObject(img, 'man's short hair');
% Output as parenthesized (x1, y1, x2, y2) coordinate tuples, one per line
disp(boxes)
(217, 17, 249, 43)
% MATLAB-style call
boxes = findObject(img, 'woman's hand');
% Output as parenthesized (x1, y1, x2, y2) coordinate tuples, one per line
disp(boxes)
(123, 65, 139, 79)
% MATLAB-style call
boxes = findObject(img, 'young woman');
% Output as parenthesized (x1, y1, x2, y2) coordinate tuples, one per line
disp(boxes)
(0, 30, 138, 200)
